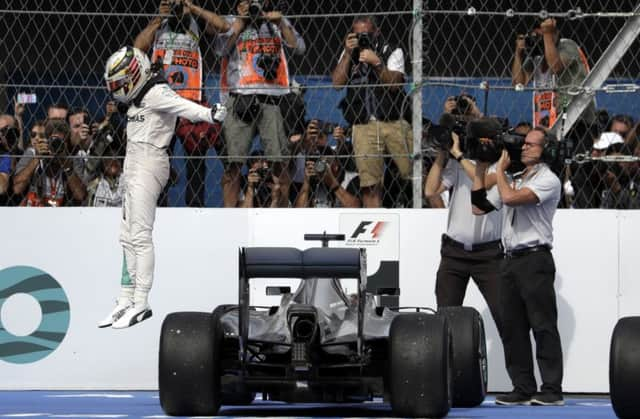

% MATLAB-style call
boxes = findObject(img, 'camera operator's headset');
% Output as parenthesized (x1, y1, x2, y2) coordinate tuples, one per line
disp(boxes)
(540, 130, 560, 165)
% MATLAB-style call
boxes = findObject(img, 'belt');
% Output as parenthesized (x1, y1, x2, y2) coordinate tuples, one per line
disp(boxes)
(442, 234, 501, 252)
(230, 92, 281, 105)
(503, 244, 551, 259)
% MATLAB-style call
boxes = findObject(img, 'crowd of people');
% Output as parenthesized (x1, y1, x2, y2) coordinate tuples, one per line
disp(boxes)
(1, 0, 639, 209)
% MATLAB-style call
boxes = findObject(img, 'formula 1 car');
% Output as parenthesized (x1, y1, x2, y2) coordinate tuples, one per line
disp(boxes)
(159, 234, 487, 418)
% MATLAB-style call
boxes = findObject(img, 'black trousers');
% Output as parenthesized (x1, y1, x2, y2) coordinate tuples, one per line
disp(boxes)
(499, 250, 563, 396)
(435, 239, 503, 335)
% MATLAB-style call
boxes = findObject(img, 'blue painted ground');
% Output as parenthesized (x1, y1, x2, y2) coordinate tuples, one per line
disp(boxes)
(0, 391, 617, 418)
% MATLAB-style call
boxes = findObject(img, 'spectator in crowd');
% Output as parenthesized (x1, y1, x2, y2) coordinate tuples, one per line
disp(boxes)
(607, 114, 633, 140)
(12, 97, 27, 152)
(626, 121, 640, 152)
(214, 0, 306, 207)
(512, 18, 596, 130)
(47, 103, 69, 120)
(13, 119, 87, 206)
(238, 150, 285, 208)
(472, 128, 564, 407)
(134, 0, 226, 207)
(86, 145, 124, 207)
(332, 15, 412, 207)
(295, 147, 360, 208)
(0, 114, 22, 204)
(67, 108, 95, 183)
(424, 128, 503, 336)
(595, 134, 637, 209)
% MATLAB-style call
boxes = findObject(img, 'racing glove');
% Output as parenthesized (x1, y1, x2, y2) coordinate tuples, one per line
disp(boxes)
(211, 103, 228, 124)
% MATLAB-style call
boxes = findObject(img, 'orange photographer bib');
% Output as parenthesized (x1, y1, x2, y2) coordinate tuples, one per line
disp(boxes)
(221, 36, 289, 93)
(152, 22, 203, 102)
(533, 46, 591, 128)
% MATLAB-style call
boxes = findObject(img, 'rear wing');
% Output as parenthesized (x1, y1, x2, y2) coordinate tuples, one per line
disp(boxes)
(238, 246, 367, 365)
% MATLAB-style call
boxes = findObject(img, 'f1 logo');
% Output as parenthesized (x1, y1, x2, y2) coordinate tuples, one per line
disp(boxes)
(350, 221, 386, 239)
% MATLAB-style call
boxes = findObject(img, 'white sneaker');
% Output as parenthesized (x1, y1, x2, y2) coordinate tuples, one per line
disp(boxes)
(98, 299, 132, 328)
(111, 304, 153, 329)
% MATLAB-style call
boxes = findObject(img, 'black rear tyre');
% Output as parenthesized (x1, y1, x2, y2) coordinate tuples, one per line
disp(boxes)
(610, 316, 640, 419)
(389, 313, 450, 418)
(159, 311, 220, 416)
(438, 306, 487, 407)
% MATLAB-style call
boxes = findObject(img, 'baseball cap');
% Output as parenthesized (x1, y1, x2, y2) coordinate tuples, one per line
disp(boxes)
(593, 132, 624, 150)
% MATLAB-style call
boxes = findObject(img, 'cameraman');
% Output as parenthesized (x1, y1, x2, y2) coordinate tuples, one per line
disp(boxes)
(331, 15, 411, 208)
(13, 119, 87, 206)
(512, 18, 595, 129)
(471, 128, 564, 406)
(239, 150, 285, 208)
(424, 130, 503, 335)
(134, 0, 227, 207)
(295, 148, 360, 208)
(215, 0, 306, 208)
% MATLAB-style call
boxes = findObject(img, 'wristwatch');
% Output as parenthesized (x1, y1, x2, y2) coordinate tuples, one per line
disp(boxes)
(455, 154, 464, 162)
(374, 61, 385, 71)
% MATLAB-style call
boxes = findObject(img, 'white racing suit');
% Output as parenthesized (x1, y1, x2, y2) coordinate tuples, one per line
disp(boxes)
(120, 82, 220, 305)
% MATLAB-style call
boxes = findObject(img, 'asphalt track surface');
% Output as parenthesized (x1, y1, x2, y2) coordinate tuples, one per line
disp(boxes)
(0, 392, 617, 419)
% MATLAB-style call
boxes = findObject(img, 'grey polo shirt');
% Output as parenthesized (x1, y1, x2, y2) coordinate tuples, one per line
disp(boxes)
(442, 159, 502, 248)
(487, 163, 561, 251)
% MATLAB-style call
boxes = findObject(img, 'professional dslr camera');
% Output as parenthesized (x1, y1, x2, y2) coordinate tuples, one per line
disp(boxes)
(356, 32, 374, 50)
(257, 53, 281, 81)
(450, 94, 476, 117)
(249, 0, 275, 19)
(522, 19, 545, 58)
(48, 135, 67, 155)
(425, 113, 468, 152)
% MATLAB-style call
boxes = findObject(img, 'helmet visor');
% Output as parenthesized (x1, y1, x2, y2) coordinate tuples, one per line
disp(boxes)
(107, 75, 129, 94)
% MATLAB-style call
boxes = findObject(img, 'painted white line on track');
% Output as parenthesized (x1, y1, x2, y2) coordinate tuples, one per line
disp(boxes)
(50, 415, 128, 418)
(1, 415, 47, 417)
(46, 394, 134, 399)
(577, 402, 612, 407)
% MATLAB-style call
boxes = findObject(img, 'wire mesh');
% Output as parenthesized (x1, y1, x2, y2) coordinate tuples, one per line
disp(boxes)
(0, 0, 639, 208)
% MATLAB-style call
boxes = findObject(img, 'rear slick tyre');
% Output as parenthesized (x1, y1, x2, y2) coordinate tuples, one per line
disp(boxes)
(389, 313, 450, 418)
(610, 316, 640, 419)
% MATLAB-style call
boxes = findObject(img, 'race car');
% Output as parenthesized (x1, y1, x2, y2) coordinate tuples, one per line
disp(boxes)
(158, 233, 487, 418)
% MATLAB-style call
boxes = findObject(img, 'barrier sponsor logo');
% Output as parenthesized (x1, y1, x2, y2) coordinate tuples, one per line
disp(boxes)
(0, 266, 70, 364)
(347, 221, 387, 245)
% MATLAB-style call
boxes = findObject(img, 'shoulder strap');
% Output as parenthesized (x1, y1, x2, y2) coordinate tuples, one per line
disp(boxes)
(132, 74, 169, 107)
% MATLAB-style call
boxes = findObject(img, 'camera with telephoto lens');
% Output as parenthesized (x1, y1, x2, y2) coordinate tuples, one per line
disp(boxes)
(464, 117, 527, 171)
(426, 114, 468, 153)
(451, 95, 475, 116)
(249, 0, 262, 17)
(257, 53, 281, 81)
(256, 167, 272, 183)
(48, 136, 66, 155)
(357, 32, 373, 49)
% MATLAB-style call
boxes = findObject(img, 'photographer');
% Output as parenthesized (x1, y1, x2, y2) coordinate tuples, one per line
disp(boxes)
(13, 119, 87, 206)
(512, 18, 595, 129)
(239, 150, 285, 208)
(215, 0, 306, 208)
(86, 144, 124, 207)
(472, 127, 564, 407)
(424, 127, 503, 335)
(295, 147, 360, 208)
(0, 115, 21, 204)
(134, 0, 227, 207)
(331, 15, 411, 208)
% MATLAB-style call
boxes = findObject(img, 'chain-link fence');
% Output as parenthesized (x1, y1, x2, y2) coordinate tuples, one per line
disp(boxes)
(1, 0, 639, 208)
